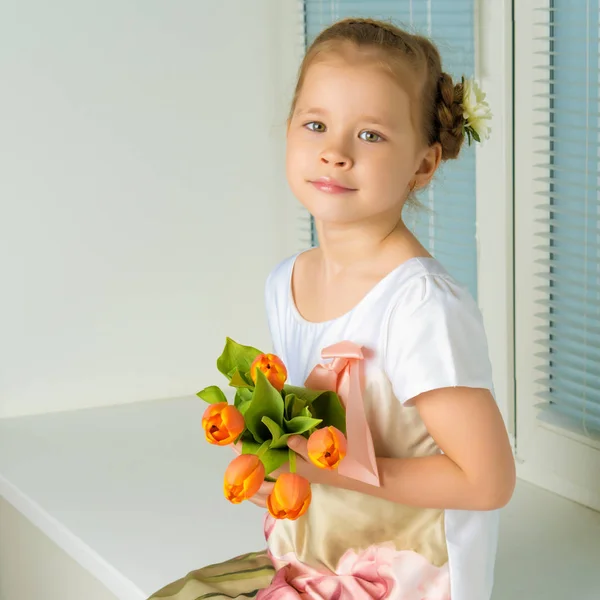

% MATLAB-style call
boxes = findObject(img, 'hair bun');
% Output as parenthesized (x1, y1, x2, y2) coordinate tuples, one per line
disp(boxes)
(436, 73, 465, 160)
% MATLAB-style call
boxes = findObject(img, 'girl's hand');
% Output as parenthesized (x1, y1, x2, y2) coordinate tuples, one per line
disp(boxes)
(286, 435, 310, 465)
(246, 480, 275, 508)
(229, 441, 286, 508)
(229, 437, 333, 507)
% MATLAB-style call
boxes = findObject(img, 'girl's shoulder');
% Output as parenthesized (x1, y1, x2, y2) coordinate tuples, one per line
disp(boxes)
(265, 252, 298, 286)
(382, 259, 494, 405)
(264, 251, 302, 315)
(383, 256, 479, 318)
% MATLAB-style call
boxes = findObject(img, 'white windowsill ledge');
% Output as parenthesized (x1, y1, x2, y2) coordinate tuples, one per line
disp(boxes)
(0, 396, 599, 600)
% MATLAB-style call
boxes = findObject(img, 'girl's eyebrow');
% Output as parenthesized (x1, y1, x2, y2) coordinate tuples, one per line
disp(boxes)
(296, 107, 328, 116)
(358, 116, 392, 128)
(297, 107, 392, 127)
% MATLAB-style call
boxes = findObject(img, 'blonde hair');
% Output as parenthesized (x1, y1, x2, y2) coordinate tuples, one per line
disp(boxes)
(290, 17, 466, 162)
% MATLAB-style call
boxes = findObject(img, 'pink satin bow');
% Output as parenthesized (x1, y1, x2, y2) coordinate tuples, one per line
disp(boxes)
(304, 341, 380, 487)
(256, 546, 397, 599)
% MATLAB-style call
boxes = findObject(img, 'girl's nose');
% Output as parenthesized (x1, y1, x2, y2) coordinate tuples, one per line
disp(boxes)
(319, 148, 353, 169)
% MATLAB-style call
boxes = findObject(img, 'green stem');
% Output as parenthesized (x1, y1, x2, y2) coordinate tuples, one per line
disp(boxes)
(288, 448, 297, 474)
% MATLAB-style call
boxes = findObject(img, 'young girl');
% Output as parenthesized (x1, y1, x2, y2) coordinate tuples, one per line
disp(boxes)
(149, 17, 515, 600)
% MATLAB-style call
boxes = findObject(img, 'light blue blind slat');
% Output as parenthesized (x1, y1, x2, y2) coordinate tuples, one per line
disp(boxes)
(534, 0, 600, 434)
(537, 396, 600, 432)
(537, 385, 600, 418)
(540, 403, 600, 433)
(304, 0, 478, 299)
(536, 352, 600, 381)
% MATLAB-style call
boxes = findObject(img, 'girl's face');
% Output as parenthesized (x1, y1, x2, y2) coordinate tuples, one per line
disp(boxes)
(286, 54, 438, 227)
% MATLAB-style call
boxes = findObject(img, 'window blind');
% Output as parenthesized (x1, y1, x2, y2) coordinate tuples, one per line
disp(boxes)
(534, 1, 600, 434)
(301, 0, 478, 299)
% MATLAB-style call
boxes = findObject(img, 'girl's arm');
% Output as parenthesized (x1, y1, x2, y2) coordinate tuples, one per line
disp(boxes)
(290, 386, 516, 511)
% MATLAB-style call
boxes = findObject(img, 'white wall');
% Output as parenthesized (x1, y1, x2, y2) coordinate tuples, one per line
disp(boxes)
(0, 0, 302, 418)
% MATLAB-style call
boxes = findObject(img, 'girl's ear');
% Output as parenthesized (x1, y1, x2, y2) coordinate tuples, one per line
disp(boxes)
(414, 142, 442, 189)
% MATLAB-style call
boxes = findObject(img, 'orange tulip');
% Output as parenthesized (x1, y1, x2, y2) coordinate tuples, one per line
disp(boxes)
(307, 426, 347, 470)
(202, 402, 245, 446)
(224, 454, 265, 504)
(250, 353, 288, 391)
(267, 473, 311, 520)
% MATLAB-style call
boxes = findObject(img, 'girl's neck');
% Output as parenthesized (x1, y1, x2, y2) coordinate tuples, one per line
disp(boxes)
(313, 219, 425, 275)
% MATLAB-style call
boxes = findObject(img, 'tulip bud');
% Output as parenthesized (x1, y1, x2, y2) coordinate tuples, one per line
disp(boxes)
(267, 473, 311, 520)
(202, 402, 245, 446)
(250, 353, 288, 391)
(224, 454, 265, 504)
(307, 426, 347, 470)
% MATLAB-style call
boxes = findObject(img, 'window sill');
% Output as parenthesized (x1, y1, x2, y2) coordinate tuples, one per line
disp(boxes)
(0, 396, 266, 599)
(0, 396, 599, 599)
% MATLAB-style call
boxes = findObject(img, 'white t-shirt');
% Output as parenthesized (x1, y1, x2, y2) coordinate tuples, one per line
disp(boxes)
(264, 251, 500, 600)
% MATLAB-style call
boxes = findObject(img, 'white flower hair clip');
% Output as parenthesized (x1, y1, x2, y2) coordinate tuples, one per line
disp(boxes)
(461, 77, 492, 145)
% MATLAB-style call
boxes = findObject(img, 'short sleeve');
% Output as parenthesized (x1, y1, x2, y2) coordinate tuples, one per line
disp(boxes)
(384, 274, 495, 406)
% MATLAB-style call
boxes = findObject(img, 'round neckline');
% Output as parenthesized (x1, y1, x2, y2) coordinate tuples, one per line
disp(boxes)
(287, 250, 439, 327)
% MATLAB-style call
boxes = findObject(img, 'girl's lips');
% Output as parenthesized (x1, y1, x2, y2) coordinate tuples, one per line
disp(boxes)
(310, 179, 356, 194)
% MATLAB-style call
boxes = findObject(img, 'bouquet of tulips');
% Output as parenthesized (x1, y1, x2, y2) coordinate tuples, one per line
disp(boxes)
(198, 338, 348, 520)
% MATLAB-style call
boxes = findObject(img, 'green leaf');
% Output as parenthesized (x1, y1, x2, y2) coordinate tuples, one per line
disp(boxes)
(310, 391, 346, 435)
(262, 416, 284, 441)
(284, 416, 322, 434)
(234, 387, 252, 406)
(240, 439, 289, 475)
(471, 129, 481, 143)
(282, 385, 327, 406)
(216, 338, 263, 379)
(283, 392, 309, 420)
(241, 437, 262, 455)
(282, 386, 346, 433)
(256, 440, 271, 456)
(238, 401, 252, 416)
(259, 448, 289, 475)
(242, 369, 284, 442)
(234, 388, 252, 415)
(229, 369, 254, 389)
(260, 416, 295, 449)
(269, 433, 294, 450)
(465, 127, 475, 146)
(196, 385, 227, 405)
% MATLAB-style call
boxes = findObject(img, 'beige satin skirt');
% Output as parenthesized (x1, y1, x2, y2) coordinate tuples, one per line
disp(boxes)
(147, 550, 274, 600)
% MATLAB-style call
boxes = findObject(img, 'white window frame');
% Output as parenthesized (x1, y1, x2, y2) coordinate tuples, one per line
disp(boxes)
(514, 0, 600, 511)
(475, 0, 515, 443)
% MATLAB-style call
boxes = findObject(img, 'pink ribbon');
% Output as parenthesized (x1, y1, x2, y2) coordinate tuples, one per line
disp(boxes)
(304, 341, 380, 487)
(256, 546, 398, 600)
(257, 547, 451, 600)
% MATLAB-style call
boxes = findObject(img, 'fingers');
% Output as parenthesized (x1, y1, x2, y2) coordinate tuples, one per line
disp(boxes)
(248, 492, 267, 508)
(287, 435, 309, 461)
(270, 462, 290, 479)
(248, 481, 274, 508)
(231, 441, 243, 456)
(261, 481, 275, 494)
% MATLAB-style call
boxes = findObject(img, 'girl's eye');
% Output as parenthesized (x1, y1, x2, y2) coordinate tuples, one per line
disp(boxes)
(359, 130, 383, 143)
(305, 121, 326, 133)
